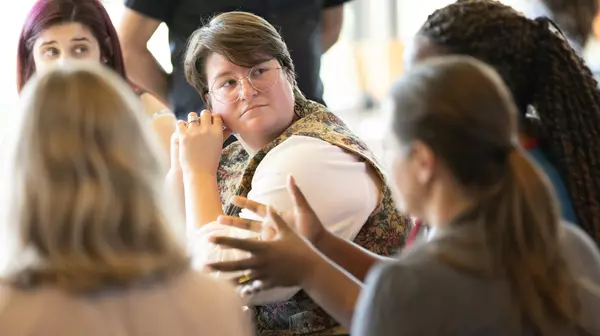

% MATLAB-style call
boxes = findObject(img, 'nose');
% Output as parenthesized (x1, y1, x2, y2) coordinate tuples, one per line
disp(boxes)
(58, 54, 75, 65)
(239, 77, 257, 101)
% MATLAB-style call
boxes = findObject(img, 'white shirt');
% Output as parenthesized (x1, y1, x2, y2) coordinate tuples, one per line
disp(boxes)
(190, 135, 380, 305)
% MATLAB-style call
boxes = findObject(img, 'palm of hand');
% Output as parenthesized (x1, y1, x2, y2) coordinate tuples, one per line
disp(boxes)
(260, 210, 322, 245)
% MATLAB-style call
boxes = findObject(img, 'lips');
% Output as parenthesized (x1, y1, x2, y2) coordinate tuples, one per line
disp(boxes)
(242, 104, 267, 115)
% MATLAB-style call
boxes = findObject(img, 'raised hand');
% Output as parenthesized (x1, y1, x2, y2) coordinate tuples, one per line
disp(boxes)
(216, 176, 327, 245)
(208, 206, 321, 292)
(176, 110, 232, 175)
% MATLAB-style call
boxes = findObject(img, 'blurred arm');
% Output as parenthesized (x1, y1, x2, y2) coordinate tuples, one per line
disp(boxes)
(118, 5, 170, 102)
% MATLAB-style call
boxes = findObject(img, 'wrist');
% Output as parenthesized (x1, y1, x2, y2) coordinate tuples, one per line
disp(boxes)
(299, 248, 329, 288)
(150, 108, 174, 119)
(313, 229, 333, 252)
(182, 168, 217, 181)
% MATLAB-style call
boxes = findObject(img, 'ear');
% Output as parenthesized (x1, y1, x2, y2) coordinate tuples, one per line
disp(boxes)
(104, 37, 113, 55)
(411, 140, 436, 185)
(204, 93, 212, 110)
(100, 37, 113, 65)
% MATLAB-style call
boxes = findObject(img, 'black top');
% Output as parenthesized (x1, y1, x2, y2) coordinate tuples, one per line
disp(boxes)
(124, 0, 351, 118)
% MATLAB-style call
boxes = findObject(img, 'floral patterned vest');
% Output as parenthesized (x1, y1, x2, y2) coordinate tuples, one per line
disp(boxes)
(217, 98, 411, 335)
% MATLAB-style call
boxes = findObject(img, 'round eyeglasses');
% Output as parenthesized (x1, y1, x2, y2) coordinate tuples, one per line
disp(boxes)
(208, 62, 282, 104)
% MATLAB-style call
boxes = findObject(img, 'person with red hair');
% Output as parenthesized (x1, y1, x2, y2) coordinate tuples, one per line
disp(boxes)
(16, 0, 175, 158)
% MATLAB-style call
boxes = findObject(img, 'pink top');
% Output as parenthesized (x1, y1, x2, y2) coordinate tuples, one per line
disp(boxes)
(0, 270, 253, 336)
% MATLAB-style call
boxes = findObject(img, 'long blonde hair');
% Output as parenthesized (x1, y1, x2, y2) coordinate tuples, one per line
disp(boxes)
(0, 62, 188, 291)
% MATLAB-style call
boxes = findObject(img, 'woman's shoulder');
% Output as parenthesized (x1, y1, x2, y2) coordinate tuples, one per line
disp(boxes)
(258, 135, 367, 182)
(561, 224, 600, 276)
(173, 270, 245, 307)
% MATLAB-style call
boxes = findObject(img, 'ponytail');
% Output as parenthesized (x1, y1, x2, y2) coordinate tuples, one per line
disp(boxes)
(480, 149, 579, 334)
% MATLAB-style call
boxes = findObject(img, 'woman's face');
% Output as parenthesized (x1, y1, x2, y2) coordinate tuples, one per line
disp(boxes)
(33, 22, 102, 71)
(383, 101, 435, 220)
(204, 53, 296, 139)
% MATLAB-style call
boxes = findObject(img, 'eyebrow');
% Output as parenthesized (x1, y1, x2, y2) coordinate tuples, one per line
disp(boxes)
(213, 70, 236, 81)
(39, 36, 91, 47)
(212, 61, 276, 81)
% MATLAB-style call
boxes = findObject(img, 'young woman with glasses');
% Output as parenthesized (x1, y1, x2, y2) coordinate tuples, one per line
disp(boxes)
(171, 11, 412, 336)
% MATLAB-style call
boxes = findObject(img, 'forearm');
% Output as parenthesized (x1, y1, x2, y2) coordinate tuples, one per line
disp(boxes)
(301, 250, 363, 329)
(183, 172, 223, 228)
(316, 231, 390, 282)
(166, 169, 185, 218)
(124, 48, 169, 101)
(150, 114, 176, 165)
(321, 6, 343, 52)
(322, 31, 341, 52)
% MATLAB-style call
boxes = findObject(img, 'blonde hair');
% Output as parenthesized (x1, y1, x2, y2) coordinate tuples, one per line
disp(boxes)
(0, 62, 189, 291)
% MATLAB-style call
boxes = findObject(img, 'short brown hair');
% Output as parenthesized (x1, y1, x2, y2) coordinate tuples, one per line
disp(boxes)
(184, 11, 302, 106)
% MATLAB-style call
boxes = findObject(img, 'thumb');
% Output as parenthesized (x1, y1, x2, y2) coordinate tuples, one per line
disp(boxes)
(287, 175, 316, 217)
(266, 206, 291, 234)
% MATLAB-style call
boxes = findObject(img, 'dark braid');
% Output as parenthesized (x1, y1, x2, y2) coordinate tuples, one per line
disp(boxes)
(418, 1, 600, 243)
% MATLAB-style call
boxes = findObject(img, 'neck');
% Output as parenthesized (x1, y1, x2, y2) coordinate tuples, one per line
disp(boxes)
(425, 184, 475, 230)
(237, 121, 294, 154)
(238, 113, 299, 154)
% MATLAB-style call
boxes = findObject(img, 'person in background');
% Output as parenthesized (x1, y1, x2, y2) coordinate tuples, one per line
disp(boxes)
(209, 56, 600, 335)
(17, 0, 176, 157)
(407, 0, 600, 242)
(520, 0, 599, 56)
(0, 62, 251, 336)
(118, 0, 352, 119)
(172, 11, 409, 335)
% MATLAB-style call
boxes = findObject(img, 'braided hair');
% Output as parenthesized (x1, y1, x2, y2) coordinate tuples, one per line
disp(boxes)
(418, 0, 600, 244)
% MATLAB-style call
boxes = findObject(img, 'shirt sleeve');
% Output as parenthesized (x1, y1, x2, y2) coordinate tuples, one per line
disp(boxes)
(242, 135, 379, 241)
(351, 261, 421, 336)
(188, 135, 380, 306)
(188, 222, 258, 281)
(323, 0, 353, 8)
(124, 0, 177, 23)
(239, 135, 380, 305)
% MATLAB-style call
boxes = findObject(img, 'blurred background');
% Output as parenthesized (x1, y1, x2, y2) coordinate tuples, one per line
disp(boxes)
(1, 0, 600, 158)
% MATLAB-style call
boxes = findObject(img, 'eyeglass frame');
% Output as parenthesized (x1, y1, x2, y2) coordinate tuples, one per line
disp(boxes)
(207, 60, 283, 105)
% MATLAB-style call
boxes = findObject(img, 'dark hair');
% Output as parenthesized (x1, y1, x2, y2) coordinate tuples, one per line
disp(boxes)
(184, 11, 303, 107)
(417, 0, 600, 245)
(17, 0, 126, 92)
(390, 55, 579, 335)
(541, 0, 599, 52)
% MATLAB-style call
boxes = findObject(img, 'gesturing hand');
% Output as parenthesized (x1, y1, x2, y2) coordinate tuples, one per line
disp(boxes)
(208, 205, 321, 292)
(208, 176, 326, 292)
(216, 176, 327, 246)
(176, 110, 232, 175)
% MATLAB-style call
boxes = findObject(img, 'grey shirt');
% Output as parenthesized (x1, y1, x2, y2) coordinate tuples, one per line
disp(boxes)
(351, 224, 600, 336)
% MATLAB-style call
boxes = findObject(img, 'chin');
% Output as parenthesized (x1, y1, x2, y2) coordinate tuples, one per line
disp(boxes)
(241, 118, 276, 135)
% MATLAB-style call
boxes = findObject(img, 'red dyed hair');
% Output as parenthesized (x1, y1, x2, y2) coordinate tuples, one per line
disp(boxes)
(17, 0, 127, 93)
